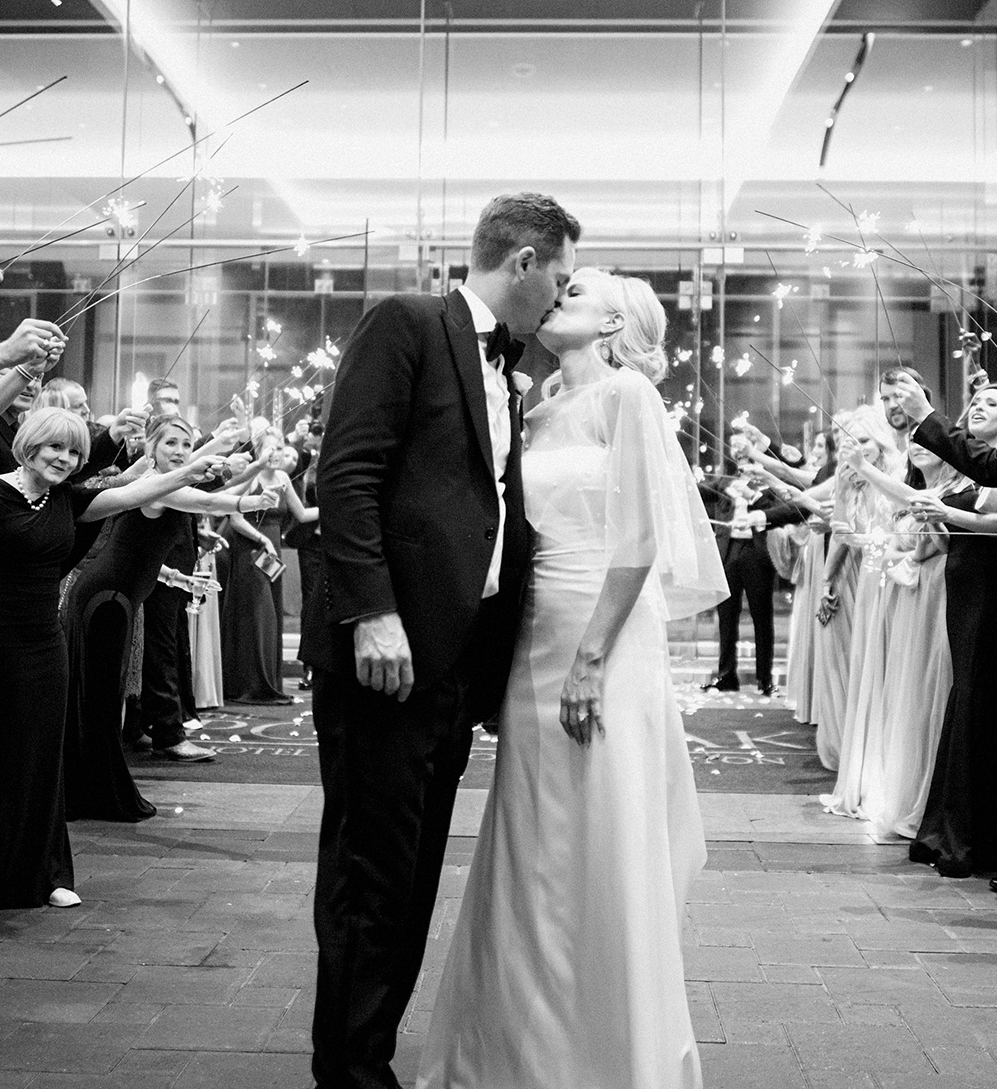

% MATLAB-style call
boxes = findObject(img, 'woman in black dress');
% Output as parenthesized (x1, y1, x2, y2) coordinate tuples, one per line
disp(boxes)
(908, 383, 997, 877)
(61, 415, 280, 822)
(221, 428, 317, 704)
(0, 407, 231, 909)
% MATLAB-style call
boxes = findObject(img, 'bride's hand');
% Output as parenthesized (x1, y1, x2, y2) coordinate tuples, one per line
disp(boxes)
(559, 655, 606, 747)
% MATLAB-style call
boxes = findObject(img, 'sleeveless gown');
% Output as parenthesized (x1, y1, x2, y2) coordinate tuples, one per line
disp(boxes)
(0, 480, 96, 907)
(416, 369, 724, 1089)
(911, 487, 997, 875)
(62, 505, 190, 821)
(221, 503, 291, 704)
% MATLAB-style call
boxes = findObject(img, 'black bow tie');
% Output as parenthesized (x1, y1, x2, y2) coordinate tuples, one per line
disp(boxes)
(484, 322, 513, 364)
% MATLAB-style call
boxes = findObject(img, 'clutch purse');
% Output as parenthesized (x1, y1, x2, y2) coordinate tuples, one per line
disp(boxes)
(251, 545, 286, 583)
(815, 594, 839, 627)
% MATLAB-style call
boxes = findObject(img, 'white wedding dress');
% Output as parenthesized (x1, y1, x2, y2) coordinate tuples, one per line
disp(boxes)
(416, 368, 727, 1089)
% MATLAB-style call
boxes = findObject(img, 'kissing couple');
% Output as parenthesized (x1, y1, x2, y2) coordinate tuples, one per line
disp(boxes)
(300, 192, 728, 1089)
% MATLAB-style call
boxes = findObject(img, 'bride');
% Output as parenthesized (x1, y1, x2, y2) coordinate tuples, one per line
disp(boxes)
(416, 268, 727, 1089)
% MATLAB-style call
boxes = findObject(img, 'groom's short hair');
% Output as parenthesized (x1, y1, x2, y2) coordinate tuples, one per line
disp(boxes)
(470, 192, 581, 273)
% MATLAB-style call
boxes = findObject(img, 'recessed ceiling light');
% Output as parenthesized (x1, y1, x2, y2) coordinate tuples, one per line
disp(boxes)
(51, 0, 63, 7)
(156, 75, 165, 84)
(231, 41, 240, 48)
(961, 38, 974, 47)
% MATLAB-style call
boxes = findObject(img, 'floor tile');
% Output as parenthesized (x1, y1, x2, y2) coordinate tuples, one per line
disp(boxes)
(0, 1023, 139, 1073)
(133, 1005, 284, 1051)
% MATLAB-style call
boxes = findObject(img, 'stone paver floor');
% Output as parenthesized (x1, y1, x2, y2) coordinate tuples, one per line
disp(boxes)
(2, 782, 996, 1089)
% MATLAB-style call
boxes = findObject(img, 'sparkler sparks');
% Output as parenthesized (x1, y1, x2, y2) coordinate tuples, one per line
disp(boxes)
(803, 226, 822, 254)
(852, 250, 879, 269)
(102, 198, 139, 232)
(733, 353, 752, 377)
(856, 210, 880, 235)
(772, 283, 798, 309)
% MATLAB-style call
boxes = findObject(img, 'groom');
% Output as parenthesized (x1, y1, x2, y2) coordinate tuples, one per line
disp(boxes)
(300, 192, 580, 1089)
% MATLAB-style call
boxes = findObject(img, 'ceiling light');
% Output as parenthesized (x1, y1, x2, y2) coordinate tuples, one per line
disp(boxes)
(51, 0, 63, 6)
(961, 38, 974, 47)
(156, 75, 165, 84)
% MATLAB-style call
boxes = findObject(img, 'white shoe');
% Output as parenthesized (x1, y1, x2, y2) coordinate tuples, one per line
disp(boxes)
(158, 740, 216, 762)
(49, 888, 82, 908)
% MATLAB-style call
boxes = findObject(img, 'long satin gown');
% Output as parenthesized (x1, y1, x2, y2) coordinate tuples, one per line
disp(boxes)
(221, 503, 291, 705)
(417, 369, 725, 1089)
(867, 548, 950, 839)
(911, 487, 997, 875)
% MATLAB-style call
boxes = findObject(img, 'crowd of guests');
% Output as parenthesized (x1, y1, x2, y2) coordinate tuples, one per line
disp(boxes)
(0, 318, 323, 909)
(709, 366, 997, 881)
(4, 306, 995, 913)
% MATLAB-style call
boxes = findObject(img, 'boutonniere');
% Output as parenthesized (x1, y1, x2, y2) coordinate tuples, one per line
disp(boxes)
(509, 371, 533, 396)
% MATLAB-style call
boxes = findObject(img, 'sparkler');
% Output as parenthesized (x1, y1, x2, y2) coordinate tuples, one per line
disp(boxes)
(56, 229, 369, 325)
(763, 251, 838, 413)
(0, 75, 67, 121)
(58, 186, 241, 329)
(1, 82, 308, 275)
(815, 183, 903, 371)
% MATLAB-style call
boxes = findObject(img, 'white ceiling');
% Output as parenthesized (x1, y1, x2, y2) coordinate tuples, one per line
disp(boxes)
(1, 0, 996, 252)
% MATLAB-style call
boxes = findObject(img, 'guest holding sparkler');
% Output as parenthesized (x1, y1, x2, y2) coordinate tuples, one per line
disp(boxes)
(835, 439, 966, 837)
(812, 406, 900, 773)
(61, 415, 281, 821)
(0, 407, 233, 908)
(751, 429, 838, 726)
(894, 381, 997, 877)
(699, 444, 782, 696)
(221, 427, 318, 704)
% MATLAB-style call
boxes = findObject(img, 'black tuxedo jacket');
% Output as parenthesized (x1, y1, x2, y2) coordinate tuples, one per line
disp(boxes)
(914, 410, 997, 485)
(299, 289, 530, 719)
(699, 480, 783, 565)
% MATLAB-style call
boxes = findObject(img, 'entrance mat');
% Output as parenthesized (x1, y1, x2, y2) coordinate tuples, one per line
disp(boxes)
(684, 705, 835, 794)
(128, 695, 833, 796)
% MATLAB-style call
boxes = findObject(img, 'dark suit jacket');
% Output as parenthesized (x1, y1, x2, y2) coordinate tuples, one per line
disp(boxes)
(914, 410, 997, 485)
(299, 290, 530, 719)
(699, 480, 784, 565)
(0, 413, 16, 472)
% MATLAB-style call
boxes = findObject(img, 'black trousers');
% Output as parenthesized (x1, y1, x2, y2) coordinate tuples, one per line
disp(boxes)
(311, 640, 481, 1089)
(716, 537, 776, 687)
(138, 582, 193, 749)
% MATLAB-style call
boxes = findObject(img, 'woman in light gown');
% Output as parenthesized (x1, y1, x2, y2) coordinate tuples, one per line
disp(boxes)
(416, 269, 728, 1089)
(812, 407, 897, 771)
(819, 405, 901, 810)
(835, 441, 966, 837)
(784, 429, 836, 724)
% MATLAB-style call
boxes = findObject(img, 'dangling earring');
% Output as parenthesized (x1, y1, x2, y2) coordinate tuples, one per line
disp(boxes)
(599, 335, 613, 363)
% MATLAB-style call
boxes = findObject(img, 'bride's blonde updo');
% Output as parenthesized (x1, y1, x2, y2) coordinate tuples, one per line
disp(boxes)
(542, 269, 669, 398)
(595, 271, 669, 386)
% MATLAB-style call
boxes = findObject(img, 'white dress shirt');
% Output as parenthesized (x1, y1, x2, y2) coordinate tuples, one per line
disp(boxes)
(458, 285, 511, 599)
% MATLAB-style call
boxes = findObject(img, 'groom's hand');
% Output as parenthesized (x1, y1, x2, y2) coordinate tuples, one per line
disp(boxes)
(354, 611, 415, 702)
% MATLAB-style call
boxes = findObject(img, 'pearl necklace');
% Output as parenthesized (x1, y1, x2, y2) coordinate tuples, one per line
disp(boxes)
(13, 467, 50, 512)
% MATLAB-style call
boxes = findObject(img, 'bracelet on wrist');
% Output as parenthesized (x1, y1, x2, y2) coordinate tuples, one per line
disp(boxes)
(236, 495, 244, 513)
(13, 364, 35, 382)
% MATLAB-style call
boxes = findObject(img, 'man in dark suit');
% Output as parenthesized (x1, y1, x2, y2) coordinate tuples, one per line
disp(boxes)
(894, 370, 997, 484)
(300, 193, 580, 1089)
(699, 466, 785, 695)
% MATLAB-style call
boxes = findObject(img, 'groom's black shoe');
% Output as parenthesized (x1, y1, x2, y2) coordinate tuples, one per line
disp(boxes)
(757, 681, 777, 697)
(989, 877, 997, 893)
(701, 673, 739, 692)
